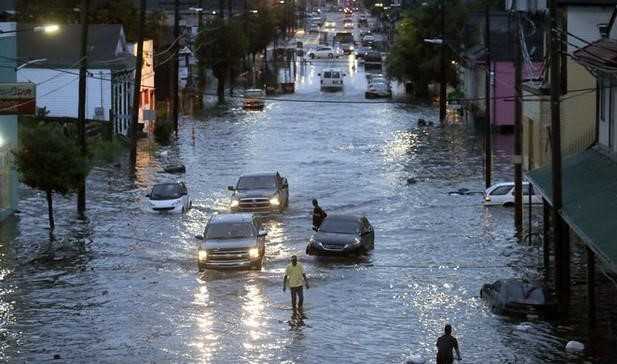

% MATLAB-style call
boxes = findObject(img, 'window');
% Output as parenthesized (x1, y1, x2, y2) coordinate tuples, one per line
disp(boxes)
(522, 184, 535, 196)
(490, 185, 513, 196)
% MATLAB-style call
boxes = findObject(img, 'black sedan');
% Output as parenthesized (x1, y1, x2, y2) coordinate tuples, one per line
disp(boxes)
(306, 215, 374, 256)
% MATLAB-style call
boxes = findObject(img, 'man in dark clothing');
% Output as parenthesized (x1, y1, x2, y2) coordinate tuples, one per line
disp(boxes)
(436, 324, 461, 364)
(312, 199, 327, 230)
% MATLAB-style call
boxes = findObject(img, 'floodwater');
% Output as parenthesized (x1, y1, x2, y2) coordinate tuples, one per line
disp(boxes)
(0, 19, 605, 364)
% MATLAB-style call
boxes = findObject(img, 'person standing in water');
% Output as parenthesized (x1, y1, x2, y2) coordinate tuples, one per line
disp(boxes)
(312, 199, 327, 230)
(436, 324, 462, 363)
(283, 255, 309, 318)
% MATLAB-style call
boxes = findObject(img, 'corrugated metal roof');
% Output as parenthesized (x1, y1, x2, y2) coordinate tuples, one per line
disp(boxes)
(527, 148, 617, 272)
(572, 38, 617, 74)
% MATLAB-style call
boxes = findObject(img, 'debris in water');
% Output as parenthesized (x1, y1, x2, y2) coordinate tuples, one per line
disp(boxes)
(405, 354, 425, 364)
(163, 164, 186, 174)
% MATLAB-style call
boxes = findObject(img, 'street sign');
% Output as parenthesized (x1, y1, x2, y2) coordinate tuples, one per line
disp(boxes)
(0, 82, 36, 115)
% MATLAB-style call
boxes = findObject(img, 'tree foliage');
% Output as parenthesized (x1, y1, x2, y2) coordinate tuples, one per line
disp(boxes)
(13, 123, 90, 230)
(386, 0, 474, 98)
(15, 0, 165, 42)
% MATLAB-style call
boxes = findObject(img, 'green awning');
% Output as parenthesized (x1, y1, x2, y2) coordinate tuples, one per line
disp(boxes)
(527, 148, 617, 272)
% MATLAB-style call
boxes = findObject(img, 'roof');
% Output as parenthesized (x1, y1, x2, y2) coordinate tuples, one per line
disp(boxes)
(240, 172, 277, 178)
(527, 148, 617, 272)
(210, 213, 254, 224)
(572, 38, 617, 76)
(325, 214, 363, 222)
(17, 24, 134, 69)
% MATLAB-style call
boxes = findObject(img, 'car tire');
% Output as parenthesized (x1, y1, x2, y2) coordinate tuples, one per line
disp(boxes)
(309, 53, 315, 59)
(328, 53, 334, 58)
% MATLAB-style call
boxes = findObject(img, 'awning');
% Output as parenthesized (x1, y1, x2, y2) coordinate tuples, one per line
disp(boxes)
(527, 148, 617, 272)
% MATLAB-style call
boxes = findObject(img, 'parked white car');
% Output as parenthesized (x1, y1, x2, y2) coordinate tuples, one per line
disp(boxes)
(319, 68, 345, 91)
(307, 46, 341, 59)
(147, 182, 192, 213)
(365, 80, 391, 98)
(484, 182, 542, 206)
(196, 213, 267, 270)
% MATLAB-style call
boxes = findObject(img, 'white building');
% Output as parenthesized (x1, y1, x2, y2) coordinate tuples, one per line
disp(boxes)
(17, 24, 154, 137)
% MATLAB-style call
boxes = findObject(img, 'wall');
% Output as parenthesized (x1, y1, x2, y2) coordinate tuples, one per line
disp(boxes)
(0, 22, 18, 221)
(17, 68, 112, 120)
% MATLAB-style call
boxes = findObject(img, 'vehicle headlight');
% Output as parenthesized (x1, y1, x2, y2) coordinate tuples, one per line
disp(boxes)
(269, 196, 280, 206)
(248, 247, 260, 259)
(231, 199, 240, 207)
(198, 250, 208, 261)
(484, 196, 491, 202)
(350, 46, 354, 50)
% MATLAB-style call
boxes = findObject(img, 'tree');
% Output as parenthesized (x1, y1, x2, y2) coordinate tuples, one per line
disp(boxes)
(13, 124, 90, 231)
(197, 19, 248, 103)
(387, 0, 474, 98)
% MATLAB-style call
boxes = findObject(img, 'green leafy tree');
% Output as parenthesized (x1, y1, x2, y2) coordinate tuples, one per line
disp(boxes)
(197, 19, 248, 103)
(13, 124, 90, 231)
(387, 0, 474, 98)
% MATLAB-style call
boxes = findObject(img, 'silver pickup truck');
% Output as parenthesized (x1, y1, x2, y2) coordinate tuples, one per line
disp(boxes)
(196, 213, 267, 270)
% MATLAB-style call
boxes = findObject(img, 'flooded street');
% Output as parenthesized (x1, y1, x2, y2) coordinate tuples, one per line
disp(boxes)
(0, 42, 594, 362)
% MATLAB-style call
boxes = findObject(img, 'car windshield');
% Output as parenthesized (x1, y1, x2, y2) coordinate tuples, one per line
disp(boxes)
(206, 222, 255, 239)
(331, 72, 340, 78)
(323, 71, 332, 78)
(150, 184, 182, 200)
(237, 175, 276, 190)
(319, 218, 359, 234)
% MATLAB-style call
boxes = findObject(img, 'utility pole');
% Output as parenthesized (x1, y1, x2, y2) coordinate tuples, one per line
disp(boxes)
(549, 0, 569, 310)
(172, 0, 180, 134)
(130, 0, 146, 175)
(484, 3, 492, 189)
(514, 7, 523, 237)
(439, 0, 447, 124)
(77, 0, 89, 216)
(197, 0, 205, 108)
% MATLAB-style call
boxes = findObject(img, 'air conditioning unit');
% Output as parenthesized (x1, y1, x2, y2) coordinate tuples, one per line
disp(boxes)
(505, 0, 547, 14)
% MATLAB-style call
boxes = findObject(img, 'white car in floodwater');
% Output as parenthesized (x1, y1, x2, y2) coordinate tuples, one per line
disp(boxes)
(484, 182, 542, 206)
(147, 182, 192, 213)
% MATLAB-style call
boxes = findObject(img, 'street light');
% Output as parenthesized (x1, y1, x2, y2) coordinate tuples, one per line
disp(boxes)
(189, 7, 204, 12)
(424, 38, 444, 45)
(16, 58, 47, 71)
(35, 24, 60, 34)
(0, 24, 60, 35)
(250, 9, 259, 14)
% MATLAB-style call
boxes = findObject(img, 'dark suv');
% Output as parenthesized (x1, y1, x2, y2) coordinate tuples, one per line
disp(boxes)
(228, 172, 289, 213)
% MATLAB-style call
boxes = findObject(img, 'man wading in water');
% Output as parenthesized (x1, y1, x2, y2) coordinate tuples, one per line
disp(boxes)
(312, 199, 327, 230)
(436, 324, 462, 363)
(283, 255, 309, 319)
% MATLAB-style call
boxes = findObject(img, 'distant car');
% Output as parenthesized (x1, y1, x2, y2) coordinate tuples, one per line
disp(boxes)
(362, 35, 375, 44)
(147, 182, 191, 213)
(306, 215, 375, 256)
(319, 68, 345, 91)
(365, 80, 392, 98)
(364, 51, 383, 69)
(196, 213, 267, 270)
(484, 182, 542, 206)
(354, 47, 372, 59)
(307, 45, 341, 59)
(309, 23, 320, 33)
(344, 22, 354, 29)
(243, 89, 265, 110)
(324, 20, 336, 28)
(229, 172, 289, 212)
(480, 279, 557, 317)
(339, 43, 355, 55)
